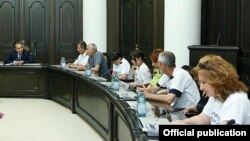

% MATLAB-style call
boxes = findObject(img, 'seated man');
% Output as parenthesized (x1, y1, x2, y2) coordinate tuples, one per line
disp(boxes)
(143, 51, 200, 109)
(67, 40, 89, 70)
(4, 40, 35, 65)
(86, 43, 109, 78)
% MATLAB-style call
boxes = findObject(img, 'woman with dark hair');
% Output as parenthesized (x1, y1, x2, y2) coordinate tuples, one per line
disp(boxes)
(172, 54, 250, 124)
(130, 49, 152, 88)
(109, 51, 131, 80)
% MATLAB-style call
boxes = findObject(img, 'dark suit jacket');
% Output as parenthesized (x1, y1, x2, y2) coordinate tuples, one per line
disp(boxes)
(4, 50, 35, 64)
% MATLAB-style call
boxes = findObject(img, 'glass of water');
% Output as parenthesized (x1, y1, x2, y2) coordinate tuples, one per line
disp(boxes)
(120, 81, 130, 97)
(84, 70, 92, 77)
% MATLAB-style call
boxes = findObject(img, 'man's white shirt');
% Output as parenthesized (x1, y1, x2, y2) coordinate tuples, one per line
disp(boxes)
(74, 53, 89, 65)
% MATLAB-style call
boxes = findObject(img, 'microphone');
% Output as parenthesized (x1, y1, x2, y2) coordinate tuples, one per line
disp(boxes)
(227, 119, 235, 125)
(100, 68, 112, 77)
(216, 33, 221, 46)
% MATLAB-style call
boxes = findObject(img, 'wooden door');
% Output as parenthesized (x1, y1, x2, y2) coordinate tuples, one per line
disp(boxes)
(55, 0, 82, 64)
(24, 0, 49, 63)
(0, 0, 83, 64)
(108, 0, 164, 68)
(0, 0, 20, 61)
(120, 0, 153, 66)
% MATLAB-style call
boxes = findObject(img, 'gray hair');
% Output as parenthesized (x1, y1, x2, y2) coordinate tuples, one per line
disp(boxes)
(87, 43, 97, 52)
(158, 51, 176, 68)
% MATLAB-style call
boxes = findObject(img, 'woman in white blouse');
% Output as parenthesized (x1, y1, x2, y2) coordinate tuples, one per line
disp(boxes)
(130, 49, 152, 89)
(109, 51, 132, 80)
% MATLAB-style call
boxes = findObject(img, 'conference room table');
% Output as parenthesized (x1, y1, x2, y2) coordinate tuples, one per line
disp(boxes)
(0, 64, 185, 141)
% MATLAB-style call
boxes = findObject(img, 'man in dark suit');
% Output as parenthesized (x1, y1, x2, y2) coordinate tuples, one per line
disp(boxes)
(4, 40, 35, 65)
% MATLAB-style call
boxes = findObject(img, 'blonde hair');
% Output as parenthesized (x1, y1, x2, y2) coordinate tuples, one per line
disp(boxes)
(192, 54, 248, 101)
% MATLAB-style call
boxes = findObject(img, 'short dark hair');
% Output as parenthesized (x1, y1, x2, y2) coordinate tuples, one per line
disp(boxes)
(109, 51, 123, 61)
(76, 40, 87, 50)
(130, 49, 145, 61)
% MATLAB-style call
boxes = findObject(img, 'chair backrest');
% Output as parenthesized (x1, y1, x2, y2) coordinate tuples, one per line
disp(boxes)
(240, 74, 250, 100)
(181, 65, 203, 95)
(19, 40, 31, 51)
(182, 65, 209, 117)
(30, 41, 37, 59)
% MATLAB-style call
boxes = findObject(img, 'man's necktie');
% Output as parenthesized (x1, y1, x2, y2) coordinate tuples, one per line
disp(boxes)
(18, 53, 21, 60)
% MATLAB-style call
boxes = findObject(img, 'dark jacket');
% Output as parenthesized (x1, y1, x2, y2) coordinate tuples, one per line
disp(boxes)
(4, 50, 35, 64)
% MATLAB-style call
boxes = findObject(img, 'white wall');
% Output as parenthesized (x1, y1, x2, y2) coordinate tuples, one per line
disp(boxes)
(82, 0, 107, 52)
(164, 0, 201, 67)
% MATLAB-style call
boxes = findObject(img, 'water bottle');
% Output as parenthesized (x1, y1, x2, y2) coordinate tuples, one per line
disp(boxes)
(85, 63, 92, 77)
(137, 91, 146, 117)
(60, 57, 66, 68)
(111, 71, 119, 91)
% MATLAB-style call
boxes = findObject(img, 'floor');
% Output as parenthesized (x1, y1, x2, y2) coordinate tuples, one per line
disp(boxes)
(0, 98, 104, 141)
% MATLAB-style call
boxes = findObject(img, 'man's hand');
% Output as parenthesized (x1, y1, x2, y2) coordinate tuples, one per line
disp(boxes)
(15, 60, 24, 65)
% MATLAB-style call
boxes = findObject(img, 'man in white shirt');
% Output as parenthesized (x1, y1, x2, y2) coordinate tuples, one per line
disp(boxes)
(143, 51, 200, 109)
(67, 40, 89, 70)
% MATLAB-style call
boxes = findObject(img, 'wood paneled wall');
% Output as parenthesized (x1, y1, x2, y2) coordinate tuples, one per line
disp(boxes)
(0, 0, 82, 64)
(201, 0, 250, 81)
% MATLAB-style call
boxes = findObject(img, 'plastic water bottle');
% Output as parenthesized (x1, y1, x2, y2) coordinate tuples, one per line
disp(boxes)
(60, 57, 66, 68)
(137, 91, 146, 117)
(111, 71, 119, 91)
(85, 63, 92, 77)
